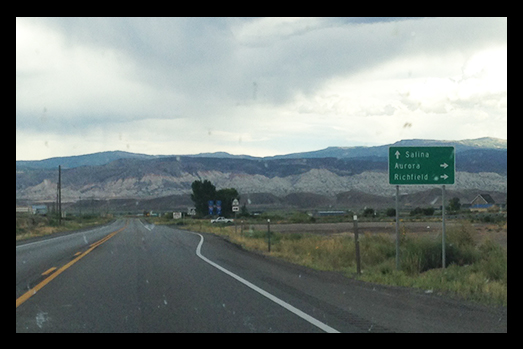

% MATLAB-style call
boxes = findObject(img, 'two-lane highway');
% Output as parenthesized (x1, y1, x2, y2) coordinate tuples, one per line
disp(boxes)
(16, 220, 127, 302)
(16, 219, 335, 332)
(16, 218, 507, 333)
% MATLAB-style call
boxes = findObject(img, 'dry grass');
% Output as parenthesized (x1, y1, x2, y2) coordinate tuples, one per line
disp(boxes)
(180, 219, 507, 306)
(16, 214, 113, 241)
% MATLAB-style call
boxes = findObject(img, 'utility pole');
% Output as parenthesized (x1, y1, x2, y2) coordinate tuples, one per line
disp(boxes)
(58, 165, 62, 225)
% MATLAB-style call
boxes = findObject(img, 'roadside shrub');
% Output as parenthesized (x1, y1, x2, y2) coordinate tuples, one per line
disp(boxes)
(361, 234, 395, 266)
(289, 211, 314, 223)
(401, 237, 442, 274)
(444, 221, 480, 267)
(477, 238, 507, 283)
(445, 243, 479, 267)
(447, 221, 475, 248)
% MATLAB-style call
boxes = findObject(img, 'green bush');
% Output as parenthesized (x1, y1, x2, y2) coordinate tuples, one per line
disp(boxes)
(289, 211, 314, 223)
(447, 222, 475, 248)
(477, 238, 507, 283)
(401, 237, 441, 274)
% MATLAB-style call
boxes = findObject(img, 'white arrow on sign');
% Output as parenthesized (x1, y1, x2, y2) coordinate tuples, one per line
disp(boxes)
(440, 163, 449, 169)
(440, 174, 449, 180)
(395, 151, 401, 159)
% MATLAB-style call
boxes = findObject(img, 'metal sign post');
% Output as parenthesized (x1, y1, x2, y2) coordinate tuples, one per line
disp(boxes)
(389, 146, 455, 270)
(353, 215, 361, 275)
(232, 199, 240, 233)
(442, 185, 446, 268)
(395, 185, 400, 270)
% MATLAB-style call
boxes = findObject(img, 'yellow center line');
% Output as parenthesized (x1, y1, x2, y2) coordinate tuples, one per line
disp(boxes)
(16, 221, 128, 309)
(41, 267, 57, 276)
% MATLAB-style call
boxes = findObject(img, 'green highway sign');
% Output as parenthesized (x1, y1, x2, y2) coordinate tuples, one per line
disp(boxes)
(389, 146, 455, 185)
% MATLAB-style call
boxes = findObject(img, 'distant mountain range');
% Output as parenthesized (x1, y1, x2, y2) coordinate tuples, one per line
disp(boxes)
(271, 137, 507, 160)
(16, 150, 158, 170)
(16, 137, 506, 169)
(16, 138, 507, 209)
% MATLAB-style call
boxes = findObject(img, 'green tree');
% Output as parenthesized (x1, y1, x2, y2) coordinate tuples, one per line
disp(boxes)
(410, 207, 423, 216)
(239, 203, 249, 217)
(190, 180, 240, 217)
(363, 207, 375, 217)
(410, 207, 435, 216)
(386, 208, 396, 217)
(216, 188, 239, 217)
(191, 180, 216, 217)
(422, 207, 435, 216)
(448, 197, 461, 212)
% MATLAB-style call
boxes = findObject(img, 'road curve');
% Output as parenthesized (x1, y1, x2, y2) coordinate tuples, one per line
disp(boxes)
(16, 218, 507, 333)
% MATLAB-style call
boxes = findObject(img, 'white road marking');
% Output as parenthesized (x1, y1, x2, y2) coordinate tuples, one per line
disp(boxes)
(188, 231, 340, 333)
(16, 223, 119, 250)
(139, 219, 153, 231)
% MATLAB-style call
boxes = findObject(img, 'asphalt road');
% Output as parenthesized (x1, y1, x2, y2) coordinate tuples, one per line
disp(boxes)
(16, 218, 507, 333)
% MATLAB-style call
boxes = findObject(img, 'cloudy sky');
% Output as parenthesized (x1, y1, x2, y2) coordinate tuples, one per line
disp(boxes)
(16, 17, 507, 160)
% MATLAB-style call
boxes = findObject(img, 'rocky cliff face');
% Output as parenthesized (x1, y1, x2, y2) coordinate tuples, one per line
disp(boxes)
(16, 167, 506, 203)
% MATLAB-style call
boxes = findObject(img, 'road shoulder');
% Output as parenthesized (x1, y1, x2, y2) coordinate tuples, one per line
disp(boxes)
(173, 226, 507, 333)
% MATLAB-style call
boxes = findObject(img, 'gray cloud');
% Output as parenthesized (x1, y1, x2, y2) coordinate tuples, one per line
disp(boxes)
(16, 17, 507, 160)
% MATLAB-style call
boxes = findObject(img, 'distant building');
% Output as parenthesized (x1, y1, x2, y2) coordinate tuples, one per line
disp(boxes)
(470, 194, 497, 212)
(16, 206, 31, 213)
(32, 204, 48, 215)
(16, 204, 48, 215)
(315, 210, 346, 217)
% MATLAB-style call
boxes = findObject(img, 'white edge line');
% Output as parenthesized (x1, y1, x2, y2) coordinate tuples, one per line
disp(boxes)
(139, 219, 152, 231)
(188, 231, 340, 333)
